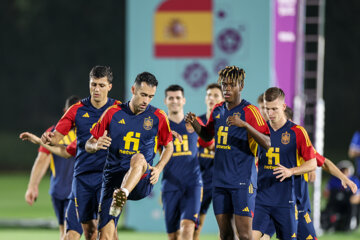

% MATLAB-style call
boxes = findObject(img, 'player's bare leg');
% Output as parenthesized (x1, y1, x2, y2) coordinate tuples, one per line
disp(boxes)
(64, 230, 81, 240)
(99, 219, 116, 240)
(59, 224, 65, 240)
(215, 214, 234, 240)
(193, 213, 206, 240)
(234, 215, 253, 240)
(82, 220, 98, 240)
(167, 230, 180, 240)
(252, 230, 263, 240)
(179, 219, 195, 240)
(259, 233, 270, 240)
(121, 153, 148, 191)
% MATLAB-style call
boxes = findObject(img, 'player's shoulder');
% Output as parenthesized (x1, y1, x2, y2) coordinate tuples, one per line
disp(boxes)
(154, 107, 169, 120)
(104, 104, 122, 116)
(290, 123, 312, 146)
(108, 98, 122, 106)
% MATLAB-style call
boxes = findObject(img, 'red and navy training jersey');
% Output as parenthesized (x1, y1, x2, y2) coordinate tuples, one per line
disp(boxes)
(257, 120, 316, 207)
(294, 151, 325, 211)
(204, 99, 269, 189)
(55, 97, 120, 176)
(197, 114, 214, 190)
(39, 126, 76, 200)
(90, 102, 173, 179)
(162, 119, 202, 192)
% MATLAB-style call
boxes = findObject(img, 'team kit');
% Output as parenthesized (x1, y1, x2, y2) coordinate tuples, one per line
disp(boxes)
(20, 65, 357, 240)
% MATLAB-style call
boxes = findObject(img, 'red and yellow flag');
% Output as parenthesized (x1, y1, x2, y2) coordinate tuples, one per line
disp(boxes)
(154, 0, 213, 58)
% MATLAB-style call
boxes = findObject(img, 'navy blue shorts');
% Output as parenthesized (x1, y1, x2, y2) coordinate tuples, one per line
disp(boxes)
(51, 196, 69, 225)
(73, 172, 102, 223)
(98, 167, 153, 230)
(162, 185, 202, 233)
(65, 198, 83, 234)
(212, 185, 256, 217)
(253, 203, 298, 240)
(264, 219, 276, 238)
(297, 210, 317, 240)
(200, 187, 212, 215)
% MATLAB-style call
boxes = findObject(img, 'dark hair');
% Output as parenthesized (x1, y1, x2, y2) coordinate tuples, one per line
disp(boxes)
(264, 87, 285, 102)
(218, 66, 246, 88)
(165, 84, 184, 97)
(206, 83, 221, 91)
(257, 93, 264, 104)
(285, 106, 293, 120)
(134, 72, 158, 87)
(65, 95, 81, 109)
(89, 65, 113, 83)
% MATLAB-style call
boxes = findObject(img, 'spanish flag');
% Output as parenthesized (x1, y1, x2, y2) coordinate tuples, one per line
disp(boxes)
(154, 0, 213, 58)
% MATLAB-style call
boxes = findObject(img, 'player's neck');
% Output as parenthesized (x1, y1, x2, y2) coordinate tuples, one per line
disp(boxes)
(226, 98, 241, 110)
(269, 117, 287, 131)
(168, 110, 184, 124)
(90, 97, 108, 109)
(206, 110, 211, 120)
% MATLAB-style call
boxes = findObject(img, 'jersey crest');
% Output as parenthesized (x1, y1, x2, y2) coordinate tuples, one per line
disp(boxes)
(143, 116, 153, 130)
(281, 131, 290, 145)
(233, 112, 241, 118)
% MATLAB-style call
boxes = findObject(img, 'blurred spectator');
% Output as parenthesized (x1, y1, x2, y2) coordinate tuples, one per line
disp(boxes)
(322, 160, 360, 231)
(349, 130, 360, 178)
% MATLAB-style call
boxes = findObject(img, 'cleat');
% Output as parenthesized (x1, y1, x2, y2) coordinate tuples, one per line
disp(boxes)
(109, 188, 127, 217)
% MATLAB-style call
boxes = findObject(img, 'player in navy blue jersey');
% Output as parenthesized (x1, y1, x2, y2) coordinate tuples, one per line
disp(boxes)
(161, 85, 210, 240)
(20, 95, 82, 240)
(253, 87, 317, 240)
(85, 72, 173, 239)
(41, 66, 120, 240)
(185, 66, 271, 240)
(194, 83, 223, 240)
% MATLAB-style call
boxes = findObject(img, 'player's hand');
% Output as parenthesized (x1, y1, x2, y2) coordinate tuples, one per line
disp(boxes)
(25, 187, 38, 206)
(19, 132, 41, 145)
(342, 178, 358, 194)
(273, 164, 293, 182)
(308, 170, 316, 182)
(226, 115, 246, 127)
(41, 131, 54, 145)
(184, 112, 197, 124)
(172, 130, 182, 143)
(95, 130, 112, 150)
(149, 165, 161, 185)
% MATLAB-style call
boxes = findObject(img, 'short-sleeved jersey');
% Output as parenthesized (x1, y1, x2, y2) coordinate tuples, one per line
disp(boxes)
(294, 152, 325, 211)
(197, 114, 214, 189)
(205, 100, 270, 189)
(257, 120, 316, 207)
(39, 126, 76, 200)
(162, 119, 202, 192)
(350, 131, 360, 176)
(55, 97, 120, 176)
(90, 102, 173, 179)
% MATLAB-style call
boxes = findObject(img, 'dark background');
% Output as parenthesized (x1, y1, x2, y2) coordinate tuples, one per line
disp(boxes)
(0, 1, 358, 170)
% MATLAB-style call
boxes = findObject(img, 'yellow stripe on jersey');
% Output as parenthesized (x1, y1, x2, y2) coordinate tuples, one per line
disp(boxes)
(248, 135, 258, 157)
(296, 152, 309, 182)
(154, 136, 158, 153)
(247, 105, 265, 126)
(158, 110, 171, 133)
(296, 126, 311, 147)
(49, 154, 55, 177)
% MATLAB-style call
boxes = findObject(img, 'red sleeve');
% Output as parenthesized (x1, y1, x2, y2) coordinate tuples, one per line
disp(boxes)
(38, 126, 54, 154)
(244, 105, 270, 135)
(197, 116, 214, 148)
(55, 102, 82, 136)
(66, 140, 77, 157)
(292, 125, 316, 161)
(90, 105, 119, 139)
(315, 151, 325, 167)
(154, 109, 173, 146)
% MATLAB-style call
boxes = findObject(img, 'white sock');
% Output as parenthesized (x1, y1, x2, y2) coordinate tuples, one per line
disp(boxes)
(121, 187, 129, 197)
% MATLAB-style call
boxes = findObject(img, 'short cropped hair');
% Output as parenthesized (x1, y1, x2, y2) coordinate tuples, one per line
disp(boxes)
(134, 72, 158, 87)
(206, 83, 221, 91)
(257, 93, 264, 104)
(165, 84, 184, 97)
(264, 87, 285, 102)
(89, 65, 113, 83)
(65, 95, 80, 109)
(285, 106, 293, 120)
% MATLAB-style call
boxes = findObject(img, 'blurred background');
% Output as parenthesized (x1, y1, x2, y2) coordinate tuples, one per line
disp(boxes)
(1, 0, 360, 239)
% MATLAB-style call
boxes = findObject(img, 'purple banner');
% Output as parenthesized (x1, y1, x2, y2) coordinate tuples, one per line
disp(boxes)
(274, 0, 299, 108)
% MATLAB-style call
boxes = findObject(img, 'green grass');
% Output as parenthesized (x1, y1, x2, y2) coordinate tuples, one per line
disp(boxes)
(0, 174, 359, 239)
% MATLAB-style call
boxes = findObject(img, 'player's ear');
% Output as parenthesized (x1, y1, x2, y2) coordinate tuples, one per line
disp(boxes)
(183, 97, 186, 105)
(131, 85, 135, 95)
(283, 103, 287, 111)
(108, 83, 112, 92)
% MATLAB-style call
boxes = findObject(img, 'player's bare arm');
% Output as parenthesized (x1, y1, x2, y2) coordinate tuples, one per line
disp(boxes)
(227, 115, 271, 150)
(20, 132, 41, 145)
(322, 158, 358, 194)
(171, 130, 182, 143)
(185, 112, 213, 142)
(149, 141, 173, 185)
(41, 130, 64, 146)
(348, 147, 360, 158)
(85, 130, 111, 153)
(273, 158, 317, 182)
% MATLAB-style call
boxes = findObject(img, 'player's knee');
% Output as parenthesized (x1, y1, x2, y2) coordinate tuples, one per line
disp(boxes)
(130, 153, 147, 169)
(238, 231, 252, 240)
